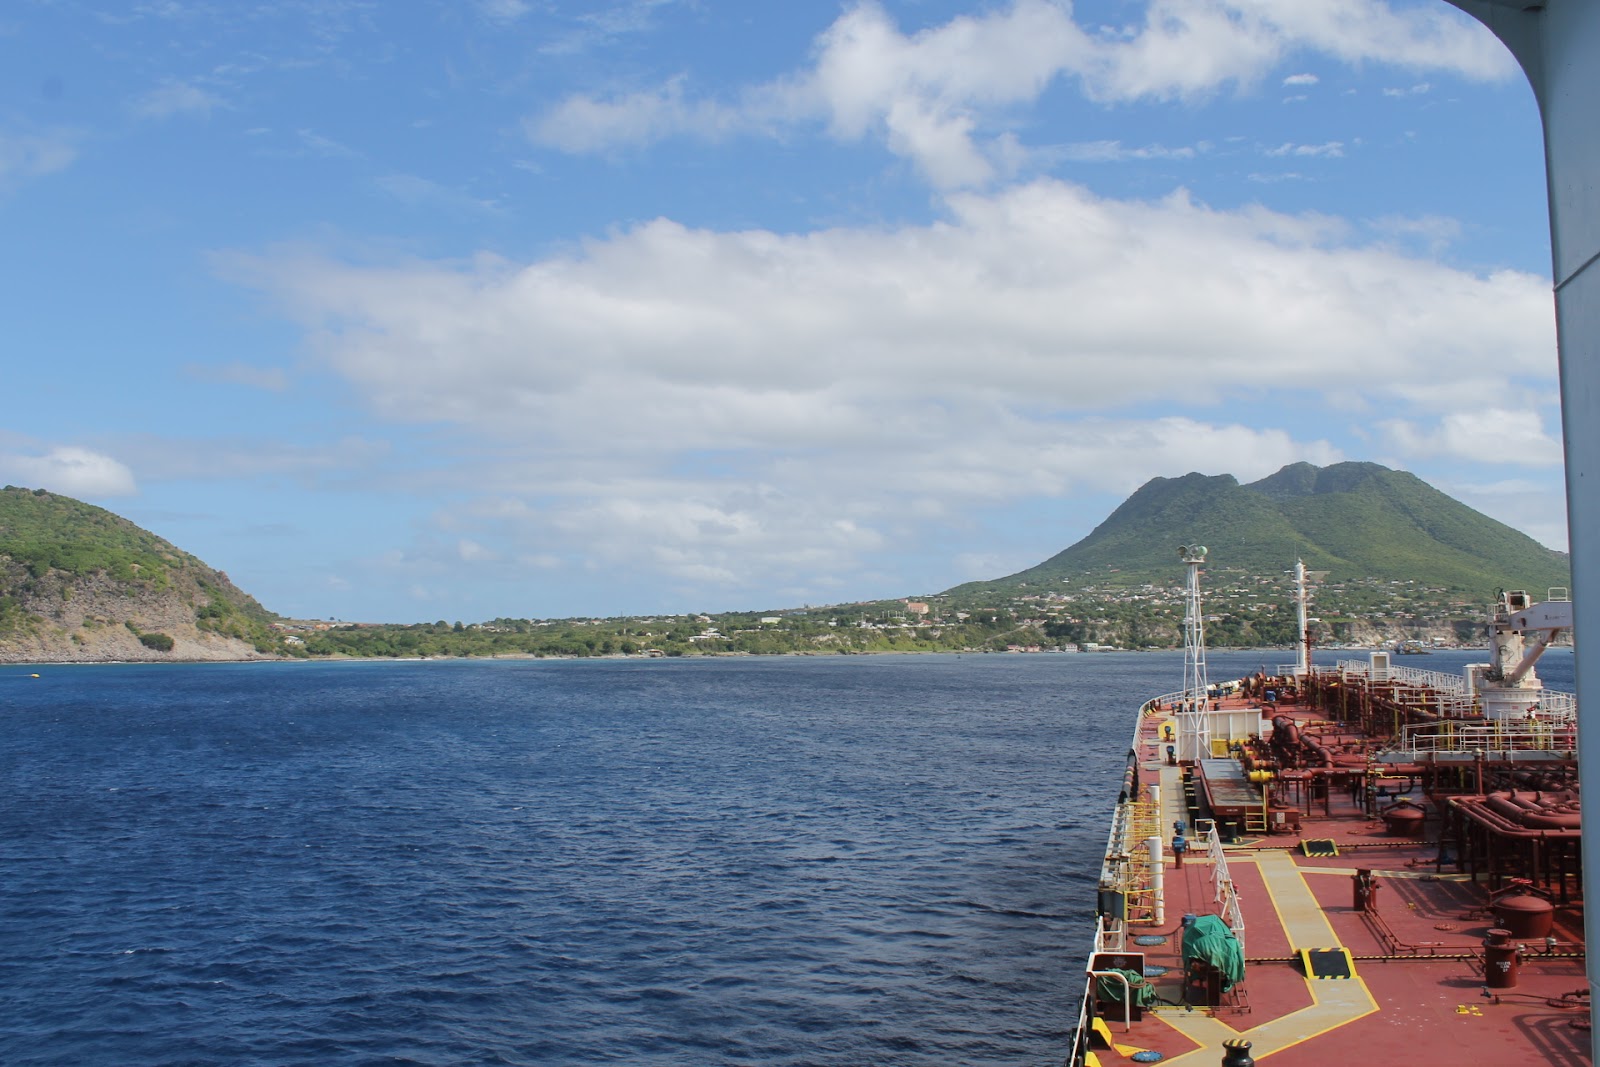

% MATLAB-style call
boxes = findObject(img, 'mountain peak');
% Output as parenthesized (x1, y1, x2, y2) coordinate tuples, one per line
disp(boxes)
(1246, 461, 1397, 500)
(947, 462, 1568, 596)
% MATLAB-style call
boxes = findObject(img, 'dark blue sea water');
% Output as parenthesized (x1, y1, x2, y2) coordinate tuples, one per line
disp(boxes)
(0, 648, 1571, 1066)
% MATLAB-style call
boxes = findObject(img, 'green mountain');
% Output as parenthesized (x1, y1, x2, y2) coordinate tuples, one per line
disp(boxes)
(949, 461, 1570, 596)
(0, 485, 281, 661)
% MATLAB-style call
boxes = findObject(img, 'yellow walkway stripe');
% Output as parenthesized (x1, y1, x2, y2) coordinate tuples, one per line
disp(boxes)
(1254, 849, 1338, 946)
(1145, 849, 1378, 1063)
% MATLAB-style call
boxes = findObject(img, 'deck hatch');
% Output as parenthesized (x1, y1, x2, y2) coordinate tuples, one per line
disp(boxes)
(1298, 947, 1356, 979)
(1299, 839, 1339, 857)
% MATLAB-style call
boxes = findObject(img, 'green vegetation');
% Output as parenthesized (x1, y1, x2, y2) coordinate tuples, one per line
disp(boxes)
(139, 632, 175, 652)
(288, 604, 1073, 659)
(0, 485, 181, 586)
(0, 485, 281, 651)
(949, 462, 1569, 598)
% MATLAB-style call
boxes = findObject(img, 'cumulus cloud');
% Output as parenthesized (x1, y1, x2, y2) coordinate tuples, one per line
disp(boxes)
(528, 0, 1512, 187)
(225, 177, 1557, 594)
(235, 180, 1553, 432)
(1, 447, 138, 497)
(1378, 409, 1563, 467)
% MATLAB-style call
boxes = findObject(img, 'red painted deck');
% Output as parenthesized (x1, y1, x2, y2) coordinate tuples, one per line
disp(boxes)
(1086, 683, 1589, 1066)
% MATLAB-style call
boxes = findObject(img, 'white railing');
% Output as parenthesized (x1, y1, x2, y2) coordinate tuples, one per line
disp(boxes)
(1322, 659, 1576, 725)
(1326, 659, 1461, 690)
(1536, 690, 1578, 720)
(1204, 823, 1246, 953)
(1090, 915, 1112, 958)
(1400, 718, 1578, 756)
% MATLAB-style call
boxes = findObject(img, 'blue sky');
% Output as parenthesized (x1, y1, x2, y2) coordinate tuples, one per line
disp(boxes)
(0, 0, 1563, 622)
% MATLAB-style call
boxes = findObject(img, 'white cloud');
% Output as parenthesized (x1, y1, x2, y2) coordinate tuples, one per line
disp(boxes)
(227, 177, 1556, 594)
(356, 413, 1343, 601)
(1265, 141, 1344, 158)
(530, 76, 748, 153)
(1058, 139, 1203, 162)
(458, 538, 498, 561)
(1366, 212, 1463, 256)
(1, 447, 138, 497)
(528, 0, 1512, 188)
(133, 80, 224, 120)
(237, 180, 1552, 431)
(1378, 409, 1563, 468)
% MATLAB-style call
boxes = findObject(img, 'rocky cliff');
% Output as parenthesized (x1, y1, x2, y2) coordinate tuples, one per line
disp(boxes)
(0, 486, 282, 663)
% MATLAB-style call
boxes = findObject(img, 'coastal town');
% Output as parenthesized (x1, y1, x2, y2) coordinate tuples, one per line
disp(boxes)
(272, 570, 1540, 659)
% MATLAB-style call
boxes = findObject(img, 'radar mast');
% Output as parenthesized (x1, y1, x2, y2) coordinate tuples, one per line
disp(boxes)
(1179, 544, 1210, 762)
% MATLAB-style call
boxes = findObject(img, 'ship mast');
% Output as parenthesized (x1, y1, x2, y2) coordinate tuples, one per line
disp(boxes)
(1179, 544, 1210, 762)
(1294, 559, 1310, 678)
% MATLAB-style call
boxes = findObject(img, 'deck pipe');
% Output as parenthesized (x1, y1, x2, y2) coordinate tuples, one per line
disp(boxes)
(1145, 836, 1165, 925)
(1450, 794, 1584, 841)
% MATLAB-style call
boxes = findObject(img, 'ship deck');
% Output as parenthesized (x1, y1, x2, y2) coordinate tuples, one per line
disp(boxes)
(1084, 689, 1589, 1066)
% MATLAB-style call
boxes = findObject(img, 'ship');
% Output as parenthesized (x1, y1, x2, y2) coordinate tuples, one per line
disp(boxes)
(1069, 553, 1586, 1066)
(1055, 9, 1600, 1063)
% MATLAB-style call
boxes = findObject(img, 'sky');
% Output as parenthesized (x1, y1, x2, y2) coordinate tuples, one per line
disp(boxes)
(0, 0, 1565, 622)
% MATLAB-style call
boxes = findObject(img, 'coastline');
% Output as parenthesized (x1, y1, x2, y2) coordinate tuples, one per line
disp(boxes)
(0, 643, 1511, 670)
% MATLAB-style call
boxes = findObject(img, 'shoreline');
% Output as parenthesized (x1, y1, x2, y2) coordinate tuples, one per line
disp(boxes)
(0, 642, 1517, 670)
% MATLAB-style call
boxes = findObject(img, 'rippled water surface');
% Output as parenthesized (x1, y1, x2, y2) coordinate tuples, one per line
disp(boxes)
(2, 648, 1553, 1065)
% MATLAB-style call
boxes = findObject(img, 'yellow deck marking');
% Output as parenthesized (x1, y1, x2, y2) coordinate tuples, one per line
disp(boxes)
(1255, 849, 1340, 946)
(1298, 866, 1474, 882)
(1144, 849, 1378, 1063)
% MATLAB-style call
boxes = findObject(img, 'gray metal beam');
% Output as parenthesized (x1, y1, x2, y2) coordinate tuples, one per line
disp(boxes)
(1445, 3, 1600, 1059)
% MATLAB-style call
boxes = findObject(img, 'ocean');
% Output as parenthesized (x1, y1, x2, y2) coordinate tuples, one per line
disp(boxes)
(0, 648, 1567, 1066)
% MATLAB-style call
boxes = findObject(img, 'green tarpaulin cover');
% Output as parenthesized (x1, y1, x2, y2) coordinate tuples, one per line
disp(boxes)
(1094, 968, 1160, 1007)
(1182, 914, 1245, 991)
